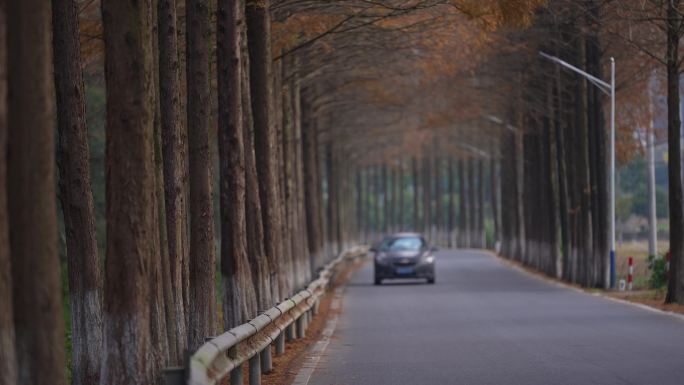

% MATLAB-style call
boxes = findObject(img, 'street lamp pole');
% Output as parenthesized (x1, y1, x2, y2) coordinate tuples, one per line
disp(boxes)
(610, 58, 616, 289)
(539, 51, 616, 289)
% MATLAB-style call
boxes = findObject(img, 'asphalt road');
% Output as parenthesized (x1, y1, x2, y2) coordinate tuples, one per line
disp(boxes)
(307, 249, 684, 385)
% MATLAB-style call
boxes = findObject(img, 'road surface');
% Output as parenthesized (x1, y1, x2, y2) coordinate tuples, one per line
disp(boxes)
(307, 249, 684, 385)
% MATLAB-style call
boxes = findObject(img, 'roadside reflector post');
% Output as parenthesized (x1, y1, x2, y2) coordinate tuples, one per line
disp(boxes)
(666, 251, 671, 281)
(628, 256, 634, 291)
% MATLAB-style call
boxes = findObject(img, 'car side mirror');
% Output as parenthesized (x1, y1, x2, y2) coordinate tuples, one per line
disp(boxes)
(430, 246, 439, 253)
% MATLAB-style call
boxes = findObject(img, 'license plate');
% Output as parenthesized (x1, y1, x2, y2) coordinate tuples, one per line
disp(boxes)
(396, 267, 413, 275)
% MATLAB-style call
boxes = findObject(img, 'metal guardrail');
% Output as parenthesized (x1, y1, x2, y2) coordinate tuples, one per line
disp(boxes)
(173, 246, 367, 385)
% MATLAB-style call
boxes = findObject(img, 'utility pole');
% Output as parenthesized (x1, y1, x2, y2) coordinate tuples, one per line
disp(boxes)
(648, 71, 658, 257)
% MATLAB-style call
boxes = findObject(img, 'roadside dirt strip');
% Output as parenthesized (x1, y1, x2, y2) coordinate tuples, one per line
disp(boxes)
(290, 286, 345, 385)
(259, 257, 368, 385)
(492, 250, 684, 320)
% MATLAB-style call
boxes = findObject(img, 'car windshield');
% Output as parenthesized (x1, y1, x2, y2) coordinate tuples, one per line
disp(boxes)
(380, 236, 425, 251)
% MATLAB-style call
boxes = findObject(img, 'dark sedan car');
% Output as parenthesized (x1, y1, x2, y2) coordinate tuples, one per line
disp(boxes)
(372, 233, 437, 285)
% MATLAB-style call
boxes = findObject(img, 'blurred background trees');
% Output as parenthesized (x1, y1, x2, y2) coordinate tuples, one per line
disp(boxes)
(3, 0, 684, 384)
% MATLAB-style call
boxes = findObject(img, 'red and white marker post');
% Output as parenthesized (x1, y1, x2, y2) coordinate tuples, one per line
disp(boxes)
(627, 256, 634, 291)
(666, 251, 671, 281)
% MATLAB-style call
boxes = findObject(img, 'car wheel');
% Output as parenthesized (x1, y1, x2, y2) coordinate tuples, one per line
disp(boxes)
(427, 277, 435, 284)
(374, 277, 382, 285)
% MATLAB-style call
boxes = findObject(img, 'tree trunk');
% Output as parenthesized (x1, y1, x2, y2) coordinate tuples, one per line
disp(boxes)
(218, 0, 257, 327)
(398, 160, 405, 232)
(240, 14, 272, 310)
(447, 157, 455, 247)
(274, 56, 293, 296)
(575, 37, 593, 286)
(280, 57, 298, 292)
(151, 89, 171, 375)
(8, 1, 65, 384)
(151, 2, 172, 374)
(361, 168, 368, 240)
(544, 108, 559, 277)
(302, 91, 323, 273)
(187, 0, 217, 350)
(326, 143, 337, 253)
(412, 157, 420, 231)
(374, 166, 381, 238)
(158, 0, 188, 362)
(369, 167, 375, 237)
(100, 0, 155, 382)
(422, 155, 432, 238)
(52, 0, 104, 382)
(586, 0, 608, 288)
(546, 78, 562, 277)
(177, 0, 191, 332)
(0, 2, 17, 382)
(392, 164, 401, 232)
(382, 164, 389, 233)
(246, 0, 282, 302)
(314, 125, 326, 258)
(553, 60, 571, 281)
(363, 166, 369, 238)
(500, 138, 511, 257)
(522, 129, 535, 266)
(458, 159, 467, 248)
(388, 166, 395, 233)
(666, 0, 684, 304)
(356, 169, 363, 240)
(434, 157, 443, 244)
(335, 157, 345, 249)
(514, 121, 525, 261)
(477, 159, 485, 248)
(288, 61, 311, 287)
(500, 125, 522, 261)
(468, 159, 477, 248)
(489, 151, 500, 249)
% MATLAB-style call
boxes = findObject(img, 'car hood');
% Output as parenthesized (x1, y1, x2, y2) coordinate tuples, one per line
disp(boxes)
(385, 250, 423, 259)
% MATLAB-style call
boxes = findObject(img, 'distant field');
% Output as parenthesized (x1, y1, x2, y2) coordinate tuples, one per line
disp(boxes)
(616, 240, 669, 289)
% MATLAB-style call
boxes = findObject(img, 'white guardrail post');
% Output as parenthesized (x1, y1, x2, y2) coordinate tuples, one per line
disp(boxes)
(275, 331, 285, 354)
(249, 353, 261, 385)
(229, 346, 242, 385)
(170, 246, 367, 385)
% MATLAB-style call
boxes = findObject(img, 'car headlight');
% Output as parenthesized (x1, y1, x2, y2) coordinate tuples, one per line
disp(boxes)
(375, 252, 390, 263)
(425, 255, 435, 264)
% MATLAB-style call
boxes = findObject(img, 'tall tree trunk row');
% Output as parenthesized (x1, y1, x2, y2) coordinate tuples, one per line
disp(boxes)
(158, 0, 188, 363)
(52, 0, 104, 382)
(0, 1, 17, 383)
(186, 0, 217, 352)
(101, 0, 156, 382)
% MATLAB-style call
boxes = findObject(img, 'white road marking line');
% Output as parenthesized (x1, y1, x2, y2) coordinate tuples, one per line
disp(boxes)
(292, 287, 346, 385)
